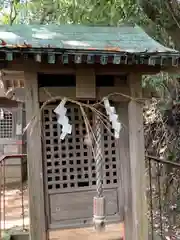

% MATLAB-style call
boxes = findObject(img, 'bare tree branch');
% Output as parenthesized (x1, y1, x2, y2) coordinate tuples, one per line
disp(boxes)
(9, 0, 18, 25)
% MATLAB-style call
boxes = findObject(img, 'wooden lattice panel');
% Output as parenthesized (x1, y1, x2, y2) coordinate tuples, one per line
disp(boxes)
(103, 128, 118, 185)
(42, 104, 118, 194)
(0, 111, 13, 138)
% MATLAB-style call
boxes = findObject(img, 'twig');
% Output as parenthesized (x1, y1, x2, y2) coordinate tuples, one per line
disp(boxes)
(146, 155, 180, 168)
(93, 92, 147, 106)
(9, 0, 17, 25)
(79, 105, 97, 159)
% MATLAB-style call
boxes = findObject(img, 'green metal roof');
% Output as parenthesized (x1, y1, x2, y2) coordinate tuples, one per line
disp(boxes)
(0, 23, 177, 54)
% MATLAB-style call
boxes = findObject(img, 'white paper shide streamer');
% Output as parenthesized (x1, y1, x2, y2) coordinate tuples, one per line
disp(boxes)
(103, 98, 121, 139)
(0, 109, 4, 120)
(54, 98, 72, 140)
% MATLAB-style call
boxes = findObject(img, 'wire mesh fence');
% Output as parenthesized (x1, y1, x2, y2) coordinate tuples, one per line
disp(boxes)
(0, 154, 28, 238)
(147, 155, 180, 240)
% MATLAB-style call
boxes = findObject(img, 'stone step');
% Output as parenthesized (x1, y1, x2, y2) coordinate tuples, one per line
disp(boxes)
(11, 232, 29, 240)
(9, 230, 161, 240)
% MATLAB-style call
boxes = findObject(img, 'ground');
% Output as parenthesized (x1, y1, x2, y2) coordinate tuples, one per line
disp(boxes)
(50, 224, 124, 240)
(0, 186, 29, 230)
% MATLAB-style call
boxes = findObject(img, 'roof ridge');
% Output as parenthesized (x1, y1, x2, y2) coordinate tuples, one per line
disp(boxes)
(0, 23, 136, 28)
(0, 23, 177, 56)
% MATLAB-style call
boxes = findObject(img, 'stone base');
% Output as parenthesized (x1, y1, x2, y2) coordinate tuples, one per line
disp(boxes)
(11, 232, 29, 240)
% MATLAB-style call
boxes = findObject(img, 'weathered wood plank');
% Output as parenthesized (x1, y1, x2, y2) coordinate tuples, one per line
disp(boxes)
(50, 189, 118, 222)
(128, 73, 148, 240)
(39, 86, 130, 102)
(24, 71, 47, 240)
(117, 102, 133, 239)
(1, 70, 24, 82)
(49, 223, 124, 240)
(4, 60, 161, 74)
(76, 68, 96, 99)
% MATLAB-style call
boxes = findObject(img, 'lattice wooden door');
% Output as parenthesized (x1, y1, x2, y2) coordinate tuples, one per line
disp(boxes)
(42, 103, 120, 229)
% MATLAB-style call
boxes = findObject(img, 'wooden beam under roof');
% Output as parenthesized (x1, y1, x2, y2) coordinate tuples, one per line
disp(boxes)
(0, 77, 19, 108)
(0, 67, 160, 102)
(1, 70, 24, 86)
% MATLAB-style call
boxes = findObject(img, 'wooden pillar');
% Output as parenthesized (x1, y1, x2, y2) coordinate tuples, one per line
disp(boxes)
(117, 102, 133, 239)
(24, 71, 47, 240)
(128, 73, 148, 240)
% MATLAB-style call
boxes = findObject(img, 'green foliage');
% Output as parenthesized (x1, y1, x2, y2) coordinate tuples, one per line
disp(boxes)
(2, 231, 11, 240)
(143, 73, 172, 100)
(0, 0, 140, 25)
(26, 0, 137, 24)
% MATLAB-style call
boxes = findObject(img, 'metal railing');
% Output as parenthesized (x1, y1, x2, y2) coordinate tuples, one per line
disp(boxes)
(0, 154, 27, 238)
(147, 155, 180, 240)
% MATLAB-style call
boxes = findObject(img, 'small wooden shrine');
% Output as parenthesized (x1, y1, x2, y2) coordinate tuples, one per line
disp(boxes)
(0, 23, 178, 240)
